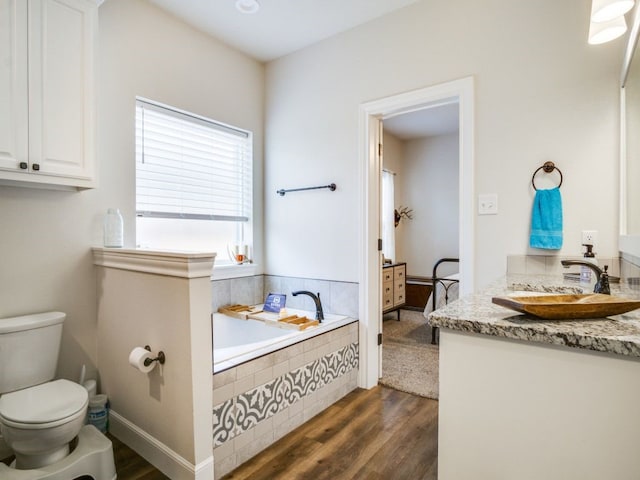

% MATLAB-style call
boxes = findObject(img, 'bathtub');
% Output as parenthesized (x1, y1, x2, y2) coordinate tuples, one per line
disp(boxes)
(213, 308, 354, 372)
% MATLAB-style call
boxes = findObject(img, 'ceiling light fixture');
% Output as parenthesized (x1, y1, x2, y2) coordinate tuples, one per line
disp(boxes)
(588, 15, 628, 44)
(590, 0, 635, 23)
(235, 0, 260, 14)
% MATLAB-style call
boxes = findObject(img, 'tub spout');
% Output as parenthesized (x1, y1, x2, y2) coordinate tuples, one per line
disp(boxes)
(291, 290, 324, 322)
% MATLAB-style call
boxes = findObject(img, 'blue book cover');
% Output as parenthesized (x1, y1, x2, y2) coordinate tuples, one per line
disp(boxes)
(263, 293, 286, 313)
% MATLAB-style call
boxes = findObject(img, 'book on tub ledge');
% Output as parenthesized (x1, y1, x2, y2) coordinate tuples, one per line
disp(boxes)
(263, 293, 286, 313)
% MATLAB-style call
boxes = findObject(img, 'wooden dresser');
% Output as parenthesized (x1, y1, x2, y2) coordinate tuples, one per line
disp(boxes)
(382, 262, 406, 319)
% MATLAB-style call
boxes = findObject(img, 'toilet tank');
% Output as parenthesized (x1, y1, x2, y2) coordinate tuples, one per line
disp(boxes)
(0, 312, 65, 394)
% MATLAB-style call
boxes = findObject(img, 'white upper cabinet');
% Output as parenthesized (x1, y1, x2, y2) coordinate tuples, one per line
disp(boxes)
(0, 0, 98, 189)
(0, 0, 29, 173)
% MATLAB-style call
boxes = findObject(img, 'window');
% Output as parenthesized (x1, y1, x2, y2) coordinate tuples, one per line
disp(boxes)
(135, 98, 252, 265)
(381, 169, 396, 263)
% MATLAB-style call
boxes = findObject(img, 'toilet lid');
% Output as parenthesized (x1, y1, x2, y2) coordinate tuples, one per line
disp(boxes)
(0, 379, 88, 425)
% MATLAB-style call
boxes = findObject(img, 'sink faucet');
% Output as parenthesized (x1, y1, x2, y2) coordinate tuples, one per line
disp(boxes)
(560, 260, 610, 294)
(291, 290, 324, 321)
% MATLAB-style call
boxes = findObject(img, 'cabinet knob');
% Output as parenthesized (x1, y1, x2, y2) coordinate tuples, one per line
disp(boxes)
(32, 163, 40, 171)
(19, 162, 28, 170)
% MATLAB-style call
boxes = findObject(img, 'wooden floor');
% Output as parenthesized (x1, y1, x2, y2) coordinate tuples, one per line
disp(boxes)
(108, 434, 170, 480)
(223, 385, 438, 480)
(2, 386, 437, 480)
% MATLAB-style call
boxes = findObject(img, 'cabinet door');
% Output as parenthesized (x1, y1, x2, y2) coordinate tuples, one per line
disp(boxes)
(393, 265, 406, 306)
(382, 279, 393, 311)
(28, 0, 96, 181)
(0, 0, 28, 172)
(383, 268, 393, 282)
(393, 278, 405, 306)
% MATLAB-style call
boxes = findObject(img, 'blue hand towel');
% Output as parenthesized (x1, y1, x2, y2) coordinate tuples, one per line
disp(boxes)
(530, 187, 563, 250)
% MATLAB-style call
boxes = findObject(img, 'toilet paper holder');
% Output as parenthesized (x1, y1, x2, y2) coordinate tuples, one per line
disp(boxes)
(143, 345, 166, 367)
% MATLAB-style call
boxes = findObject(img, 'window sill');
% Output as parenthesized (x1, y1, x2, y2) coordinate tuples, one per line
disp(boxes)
(211, 263, 259, 280)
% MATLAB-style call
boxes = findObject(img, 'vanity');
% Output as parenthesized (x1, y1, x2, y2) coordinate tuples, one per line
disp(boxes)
(430, 6, 640, 478)
(430, 274, 640, 480)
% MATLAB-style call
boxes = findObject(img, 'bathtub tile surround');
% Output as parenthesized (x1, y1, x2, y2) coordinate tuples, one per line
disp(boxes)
(329, 281, 359, 318)
(212, 274, 359, 318)
(211, 273, 359, 477)
(230, 277, 264, 306)
(235, 344, 358, 432)
(212, 276, 264, 310)
(212, 322, 359, 478)
(212, 399, 235, 445)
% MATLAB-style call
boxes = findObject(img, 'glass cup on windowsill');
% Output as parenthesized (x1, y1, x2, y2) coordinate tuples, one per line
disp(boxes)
(228, 244, 250, 264)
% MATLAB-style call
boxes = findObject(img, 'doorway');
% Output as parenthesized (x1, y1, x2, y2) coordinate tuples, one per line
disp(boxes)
(358, 77, 475, 389)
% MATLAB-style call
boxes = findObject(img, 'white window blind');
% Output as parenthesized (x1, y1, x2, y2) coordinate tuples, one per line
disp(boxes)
(135, 99, 252, 222)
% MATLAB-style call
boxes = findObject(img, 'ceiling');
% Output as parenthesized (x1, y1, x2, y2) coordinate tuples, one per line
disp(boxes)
(383, 103, 460, 140)
(147, 0, 419, 62)
(146, 0, 453, 140)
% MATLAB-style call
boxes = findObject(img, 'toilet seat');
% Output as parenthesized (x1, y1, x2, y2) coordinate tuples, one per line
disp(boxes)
(0, 379, 88, 430)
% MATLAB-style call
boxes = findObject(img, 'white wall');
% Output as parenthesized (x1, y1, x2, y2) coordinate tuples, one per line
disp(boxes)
(396, 133, 459, 277)
(0, 0, 264, 382)
(264, 0, 622, 288)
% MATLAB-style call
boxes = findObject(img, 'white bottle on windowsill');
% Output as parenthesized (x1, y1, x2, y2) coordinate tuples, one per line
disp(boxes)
(104, 208, 124, 248)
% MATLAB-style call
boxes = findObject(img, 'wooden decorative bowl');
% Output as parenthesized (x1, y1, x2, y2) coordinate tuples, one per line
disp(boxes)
(491, 294, 640, 320)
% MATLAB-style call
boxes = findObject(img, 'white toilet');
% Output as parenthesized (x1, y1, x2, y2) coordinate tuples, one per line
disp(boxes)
(0, 312, 116, 480)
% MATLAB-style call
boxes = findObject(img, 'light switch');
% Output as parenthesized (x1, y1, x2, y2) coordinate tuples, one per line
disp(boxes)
(478, 194, 498, 215)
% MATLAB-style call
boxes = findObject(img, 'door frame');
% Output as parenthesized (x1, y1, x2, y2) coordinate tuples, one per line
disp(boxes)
(357, 76, 475, 389)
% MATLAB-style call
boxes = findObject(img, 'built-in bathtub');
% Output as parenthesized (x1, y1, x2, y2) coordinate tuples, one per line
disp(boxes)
(211, 308, 359, 478)
(213, 308, 354, 372)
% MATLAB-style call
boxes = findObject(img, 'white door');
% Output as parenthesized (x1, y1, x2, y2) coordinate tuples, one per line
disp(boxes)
(377, 118, 384, 376)
(359, 77, 474, 388)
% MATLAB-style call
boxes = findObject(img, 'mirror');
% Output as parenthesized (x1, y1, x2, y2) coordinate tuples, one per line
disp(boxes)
(620, 6, 640, 256)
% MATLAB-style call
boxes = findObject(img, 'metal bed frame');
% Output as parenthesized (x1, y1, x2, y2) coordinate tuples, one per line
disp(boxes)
(430, 257, 460, 345)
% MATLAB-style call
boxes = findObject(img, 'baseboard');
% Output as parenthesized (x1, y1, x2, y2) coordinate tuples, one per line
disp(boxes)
(109, 410, 214, 480)
(401, 305, 426, 312)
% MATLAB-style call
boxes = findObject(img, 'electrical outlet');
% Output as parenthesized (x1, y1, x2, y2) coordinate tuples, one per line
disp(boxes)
(582, 230, 598, 246)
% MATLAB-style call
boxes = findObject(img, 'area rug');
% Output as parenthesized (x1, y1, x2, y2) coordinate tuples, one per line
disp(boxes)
(379, 309, 439, 400)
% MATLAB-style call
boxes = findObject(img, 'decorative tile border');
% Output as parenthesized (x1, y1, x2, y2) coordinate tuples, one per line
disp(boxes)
(212, 398, 235, 445)
(213, 343, 358, 447)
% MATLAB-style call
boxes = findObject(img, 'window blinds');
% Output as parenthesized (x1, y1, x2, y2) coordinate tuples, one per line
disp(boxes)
(135, 99, 252, 222)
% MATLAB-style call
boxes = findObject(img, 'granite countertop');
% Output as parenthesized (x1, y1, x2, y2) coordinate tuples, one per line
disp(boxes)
(428, 273, 640, 358)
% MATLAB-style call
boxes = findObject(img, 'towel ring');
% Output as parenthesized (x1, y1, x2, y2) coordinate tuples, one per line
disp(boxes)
(531, 161, 563, 191)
